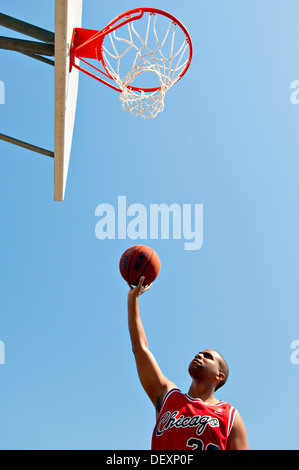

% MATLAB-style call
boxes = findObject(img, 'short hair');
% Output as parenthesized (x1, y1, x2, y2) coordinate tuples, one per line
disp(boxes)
(213, 350, 229, 391)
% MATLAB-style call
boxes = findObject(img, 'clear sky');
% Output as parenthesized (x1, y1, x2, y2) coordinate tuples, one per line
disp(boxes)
(0, 0, 299, 450)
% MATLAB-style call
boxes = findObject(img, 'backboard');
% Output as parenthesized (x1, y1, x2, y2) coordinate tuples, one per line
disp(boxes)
(54, 0, 82, 201)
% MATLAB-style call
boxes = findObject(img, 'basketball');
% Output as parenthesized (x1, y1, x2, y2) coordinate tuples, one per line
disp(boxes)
(119, 245, 161, 286)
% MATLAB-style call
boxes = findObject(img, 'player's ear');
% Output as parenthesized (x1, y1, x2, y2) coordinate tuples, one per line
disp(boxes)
(216, 371, 225, 387)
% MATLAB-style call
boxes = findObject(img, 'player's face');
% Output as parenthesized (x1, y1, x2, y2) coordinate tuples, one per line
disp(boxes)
(188, 349, 221, 380)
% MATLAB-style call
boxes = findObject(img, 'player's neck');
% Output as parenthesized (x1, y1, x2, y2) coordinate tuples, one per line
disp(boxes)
(188, 382, 218, 404)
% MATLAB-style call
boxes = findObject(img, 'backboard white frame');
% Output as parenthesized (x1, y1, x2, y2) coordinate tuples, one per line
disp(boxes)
(54, 0, 82, 201)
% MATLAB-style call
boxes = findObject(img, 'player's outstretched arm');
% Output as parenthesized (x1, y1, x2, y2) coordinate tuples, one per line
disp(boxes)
(127, 276, 176, 412)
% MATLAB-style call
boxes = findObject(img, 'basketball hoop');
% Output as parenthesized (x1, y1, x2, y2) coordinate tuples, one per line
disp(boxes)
(70, 8, 193, 118)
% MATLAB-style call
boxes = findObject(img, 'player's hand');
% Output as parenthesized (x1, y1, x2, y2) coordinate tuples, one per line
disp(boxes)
(127, 276, 151, 298)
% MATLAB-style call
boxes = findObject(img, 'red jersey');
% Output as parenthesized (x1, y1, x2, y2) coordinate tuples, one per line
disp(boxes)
(151, 389, 237, 450)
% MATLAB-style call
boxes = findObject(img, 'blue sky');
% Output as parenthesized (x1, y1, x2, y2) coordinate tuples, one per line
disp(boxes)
(0, 0, 299, 450)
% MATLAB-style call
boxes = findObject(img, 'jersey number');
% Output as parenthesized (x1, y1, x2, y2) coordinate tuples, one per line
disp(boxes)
(187, 438, 220, 451)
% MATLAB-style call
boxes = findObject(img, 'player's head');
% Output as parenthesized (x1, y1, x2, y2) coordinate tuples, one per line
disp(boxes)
(213, 350, 229, 390)
(188, 349, 229, 392)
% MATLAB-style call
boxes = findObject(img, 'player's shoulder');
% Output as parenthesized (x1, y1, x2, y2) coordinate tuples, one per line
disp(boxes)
(155, 386, 180, 414)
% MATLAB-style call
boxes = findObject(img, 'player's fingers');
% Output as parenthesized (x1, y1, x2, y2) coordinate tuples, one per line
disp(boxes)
(137, 276, 145, 290)
(133, 276, 144, 294)
(140, 282, 152, 295)
(128, 277, 145, 296)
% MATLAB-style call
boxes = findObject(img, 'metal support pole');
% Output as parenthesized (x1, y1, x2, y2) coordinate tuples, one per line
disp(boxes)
(0, 134, 54, 158)
(0, 13, 54, 43)
(20, 52, 54, 66)
(0, 37, 54, 56)
(0, 14, 55, 160)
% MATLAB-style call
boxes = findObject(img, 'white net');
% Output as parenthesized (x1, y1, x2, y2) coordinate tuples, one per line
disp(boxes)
(101, 12, 191, 118)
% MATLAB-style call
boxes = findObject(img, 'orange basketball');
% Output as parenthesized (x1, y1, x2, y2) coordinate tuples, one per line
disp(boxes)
(119, 245, 161, 286)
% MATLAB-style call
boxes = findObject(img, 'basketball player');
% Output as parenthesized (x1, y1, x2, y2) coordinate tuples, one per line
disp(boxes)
(127, 276, 249, 450)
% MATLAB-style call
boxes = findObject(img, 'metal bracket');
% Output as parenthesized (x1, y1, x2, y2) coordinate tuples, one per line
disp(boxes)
(0, 13, 55, 157)
(0, 134, 54, 158)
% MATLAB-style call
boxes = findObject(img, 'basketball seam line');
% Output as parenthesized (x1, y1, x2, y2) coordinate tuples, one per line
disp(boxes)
(128, 245, 142, 285)
(131, 247, 153, 285)
(138, 249, 153, 283)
